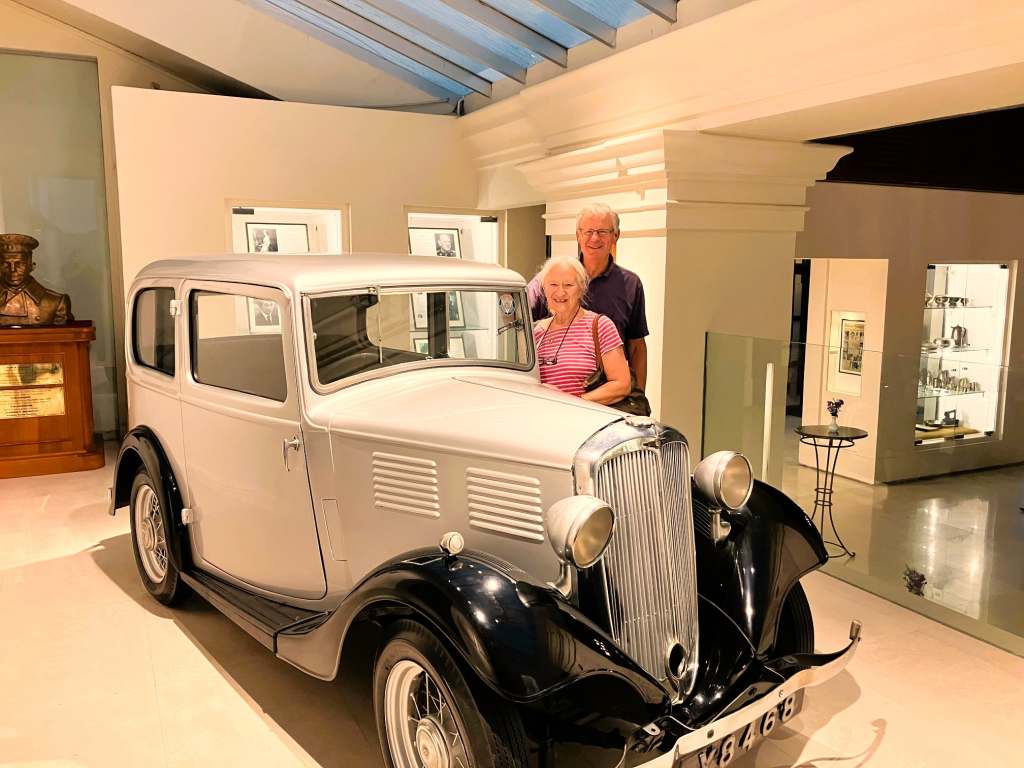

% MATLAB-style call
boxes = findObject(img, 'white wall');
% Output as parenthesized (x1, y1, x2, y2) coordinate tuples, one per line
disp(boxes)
(797, 182, 1024, 482)
(111, 88, 479, 289)
(800, 259, 888, 483)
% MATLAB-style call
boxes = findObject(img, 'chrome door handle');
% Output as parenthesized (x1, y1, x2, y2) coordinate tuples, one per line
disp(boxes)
(283, 436, 302, 471)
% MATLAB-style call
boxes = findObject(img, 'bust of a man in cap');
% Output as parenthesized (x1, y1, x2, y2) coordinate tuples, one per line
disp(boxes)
(0, 234, 74, 326)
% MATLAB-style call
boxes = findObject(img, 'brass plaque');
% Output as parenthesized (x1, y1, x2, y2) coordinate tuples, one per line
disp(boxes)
(0, 362, 64, 387)
(0, 387, 66, 419)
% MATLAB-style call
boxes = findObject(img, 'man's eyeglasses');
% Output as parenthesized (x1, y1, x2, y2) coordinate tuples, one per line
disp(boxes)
(578, 228, 614, 239)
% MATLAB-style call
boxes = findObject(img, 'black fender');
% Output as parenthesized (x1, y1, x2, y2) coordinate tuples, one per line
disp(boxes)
(110, 426, 189, 573)
(279, 548, 670, 723)
(695, 480, 827, 657)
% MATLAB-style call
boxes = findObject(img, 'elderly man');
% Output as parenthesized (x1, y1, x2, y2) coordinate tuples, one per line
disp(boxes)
(0, 235, 73, 326)
(528, 203, 648, 391)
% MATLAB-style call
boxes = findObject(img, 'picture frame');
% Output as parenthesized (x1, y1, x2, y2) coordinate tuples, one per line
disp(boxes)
(839, 318, 865, 375)
(410, 292, 428, 330)
(246, 297, 282, 334)
(447, 290, 465, 329)
(246, 222, 310, 253)
(410, 290, 465, 329)
(408, 227, 462, 259)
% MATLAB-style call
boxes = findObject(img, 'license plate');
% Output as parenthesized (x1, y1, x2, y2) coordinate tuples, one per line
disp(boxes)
(673, 690, 803, 768)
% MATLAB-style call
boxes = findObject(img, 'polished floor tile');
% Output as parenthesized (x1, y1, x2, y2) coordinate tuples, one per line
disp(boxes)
(2, 445, 1023, 766)
(781, 417, 1024, 651)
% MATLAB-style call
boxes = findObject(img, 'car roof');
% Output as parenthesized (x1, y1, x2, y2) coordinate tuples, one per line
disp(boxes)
(135, 253, 528, 293)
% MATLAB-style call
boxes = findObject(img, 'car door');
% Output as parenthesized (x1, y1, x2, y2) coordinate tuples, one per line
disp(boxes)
(179, 281, 326, 599)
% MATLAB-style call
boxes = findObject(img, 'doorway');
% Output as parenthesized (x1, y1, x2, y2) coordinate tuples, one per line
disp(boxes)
(786, 259, 811, 416)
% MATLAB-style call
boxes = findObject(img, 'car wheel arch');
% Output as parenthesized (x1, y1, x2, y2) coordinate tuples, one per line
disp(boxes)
(111, 426, 189, 572)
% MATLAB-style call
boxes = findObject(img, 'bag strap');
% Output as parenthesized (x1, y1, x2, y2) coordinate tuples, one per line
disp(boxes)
(591, 313, 605, 376)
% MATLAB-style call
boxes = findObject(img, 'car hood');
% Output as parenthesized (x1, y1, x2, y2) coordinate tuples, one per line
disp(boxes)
(307, 371, 622, 470)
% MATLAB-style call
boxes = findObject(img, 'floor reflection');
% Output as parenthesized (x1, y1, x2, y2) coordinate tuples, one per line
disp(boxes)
(781, 417, 1024, 649)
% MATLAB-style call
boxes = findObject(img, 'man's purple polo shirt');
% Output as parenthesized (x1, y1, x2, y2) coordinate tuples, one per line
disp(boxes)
(528, 255, 649, 343)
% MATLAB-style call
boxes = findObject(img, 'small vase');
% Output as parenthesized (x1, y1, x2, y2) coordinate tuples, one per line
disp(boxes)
(828, 415, 839, 433)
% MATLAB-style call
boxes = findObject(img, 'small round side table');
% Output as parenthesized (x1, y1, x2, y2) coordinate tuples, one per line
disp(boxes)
(795, 424, 869, 559)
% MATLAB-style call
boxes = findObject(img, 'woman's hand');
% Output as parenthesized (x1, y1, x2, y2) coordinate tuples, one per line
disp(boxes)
(581, 345, 631, 405)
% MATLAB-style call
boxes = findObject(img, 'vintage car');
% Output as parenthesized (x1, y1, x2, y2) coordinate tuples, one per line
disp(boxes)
(110, 254, 860, 768)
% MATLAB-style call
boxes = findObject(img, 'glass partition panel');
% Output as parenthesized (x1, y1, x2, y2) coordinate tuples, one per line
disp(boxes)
(704, 332, 1023, 656)
(0, 52, 116, 432)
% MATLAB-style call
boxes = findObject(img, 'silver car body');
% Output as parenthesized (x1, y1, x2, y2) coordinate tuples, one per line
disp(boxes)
(126, 254, 615, 606)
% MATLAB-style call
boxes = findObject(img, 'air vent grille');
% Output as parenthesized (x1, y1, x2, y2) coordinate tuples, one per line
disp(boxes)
(466, 467, 543, 542)
(373, 452, 439, 519)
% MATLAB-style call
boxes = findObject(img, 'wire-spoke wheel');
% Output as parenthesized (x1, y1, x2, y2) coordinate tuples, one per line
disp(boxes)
(133, 482, 168, 583)
(374, 620, 529, 768)
(385, 659, 471, 768)
(128, 469, 185, 605)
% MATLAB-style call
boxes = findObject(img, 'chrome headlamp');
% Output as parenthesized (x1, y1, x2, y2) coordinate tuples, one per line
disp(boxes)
(545, 495, 614, 569)
(693, 451, 753, 510)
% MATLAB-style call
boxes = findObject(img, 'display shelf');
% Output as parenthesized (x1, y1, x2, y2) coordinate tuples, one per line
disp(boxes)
(917, 389, 986, 399)
(917, 263, 1010, 446)
(920, 346, 988, 355)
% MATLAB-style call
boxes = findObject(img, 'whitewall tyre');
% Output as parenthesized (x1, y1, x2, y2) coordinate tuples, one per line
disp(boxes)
(373, 620, 529, 768)
(129, 469, 185, 605)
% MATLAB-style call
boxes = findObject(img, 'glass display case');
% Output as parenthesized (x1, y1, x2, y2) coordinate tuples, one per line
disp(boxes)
(917, 263, 1011, 444)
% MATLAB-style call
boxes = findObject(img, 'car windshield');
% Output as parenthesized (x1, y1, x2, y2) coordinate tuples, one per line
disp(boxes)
(307, 287, 532, 387)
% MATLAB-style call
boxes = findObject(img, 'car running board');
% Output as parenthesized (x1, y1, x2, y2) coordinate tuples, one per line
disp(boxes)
(180, 570, 328, 652)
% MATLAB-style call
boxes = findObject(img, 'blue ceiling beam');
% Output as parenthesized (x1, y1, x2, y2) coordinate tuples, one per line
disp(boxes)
(295, 0, 493, 95)
(438, 0, 568, 68)
(356, 0, 529, 83)
(532, 1, 616, 47)
(634, 0, 678, 23)
(251, 0, 468, 100)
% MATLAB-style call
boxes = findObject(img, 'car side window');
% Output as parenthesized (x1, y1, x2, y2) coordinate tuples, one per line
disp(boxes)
(133, 287, 175, 376)
(190, 289, 287, 402)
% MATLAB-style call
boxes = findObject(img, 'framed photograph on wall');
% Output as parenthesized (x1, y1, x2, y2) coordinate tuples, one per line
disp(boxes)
(246, 297, 282, 334)
(246, 222, 310, 253)
(447, 290, 465, 328)
(408, 227, 461, 259)
(410, 291, 465, 329)
(839, 318, 865, 375)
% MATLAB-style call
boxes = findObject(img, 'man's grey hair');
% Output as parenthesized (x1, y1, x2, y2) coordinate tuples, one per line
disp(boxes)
(575, 202, 620, 234)
(536, 254, 590, 294)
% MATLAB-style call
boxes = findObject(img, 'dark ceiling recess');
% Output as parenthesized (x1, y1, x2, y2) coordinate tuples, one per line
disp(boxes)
(814, 106, 1024, 195)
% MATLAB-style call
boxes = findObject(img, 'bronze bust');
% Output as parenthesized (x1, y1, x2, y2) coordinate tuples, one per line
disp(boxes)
(0, 234, 74, 326)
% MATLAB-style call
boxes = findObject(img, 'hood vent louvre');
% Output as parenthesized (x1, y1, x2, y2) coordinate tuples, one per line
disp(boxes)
(373, 452, 439, 519)
(466, 467, 543, 542)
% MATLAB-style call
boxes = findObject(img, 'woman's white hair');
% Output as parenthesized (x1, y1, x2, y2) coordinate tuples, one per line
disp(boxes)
(575, 202, 620, 233)
(536, 255, 590, 293)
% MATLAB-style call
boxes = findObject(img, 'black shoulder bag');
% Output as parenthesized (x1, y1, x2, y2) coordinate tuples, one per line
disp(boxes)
(583, 315, 652, 417)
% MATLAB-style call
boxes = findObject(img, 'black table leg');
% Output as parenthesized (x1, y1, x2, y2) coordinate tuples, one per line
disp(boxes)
(803, 435, 856, 559)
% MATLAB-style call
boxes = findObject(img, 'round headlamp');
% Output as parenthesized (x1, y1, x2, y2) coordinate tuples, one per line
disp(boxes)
(693, 451, 753, 510)
(545, 495, 614, 569)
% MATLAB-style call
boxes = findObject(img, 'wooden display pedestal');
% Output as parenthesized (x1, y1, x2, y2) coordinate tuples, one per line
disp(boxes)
(0, 322, 105, 478)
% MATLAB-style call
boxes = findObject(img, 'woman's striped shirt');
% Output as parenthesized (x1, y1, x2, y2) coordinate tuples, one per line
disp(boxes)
(533, 311, 623, 397)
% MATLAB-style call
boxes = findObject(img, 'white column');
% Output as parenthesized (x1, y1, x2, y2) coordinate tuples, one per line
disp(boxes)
(517, 131, 849, 468)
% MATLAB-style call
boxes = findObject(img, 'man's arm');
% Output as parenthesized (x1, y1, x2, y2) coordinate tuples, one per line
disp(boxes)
(627, 337, 647, 390)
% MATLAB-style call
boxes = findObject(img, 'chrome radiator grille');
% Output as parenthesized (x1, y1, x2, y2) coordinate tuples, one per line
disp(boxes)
(592, 439, 699, 689)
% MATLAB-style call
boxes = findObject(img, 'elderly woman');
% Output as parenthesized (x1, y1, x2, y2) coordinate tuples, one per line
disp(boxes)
(533, 255, 631, 405)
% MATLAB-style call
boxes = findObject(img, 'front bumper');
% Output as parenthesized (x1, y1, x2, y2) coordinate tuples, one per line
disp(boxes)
(639, 620, 862, 767)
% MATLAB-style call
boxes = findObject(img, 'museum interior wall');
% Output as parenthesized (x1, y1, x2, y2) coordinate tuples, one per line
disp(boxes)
(504, 204, 546, 284)
(111, 87, 479, 292)
(799, 258, 889, 483)
(797, 181, 1024, 482)
(0, 0, 203, 434)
